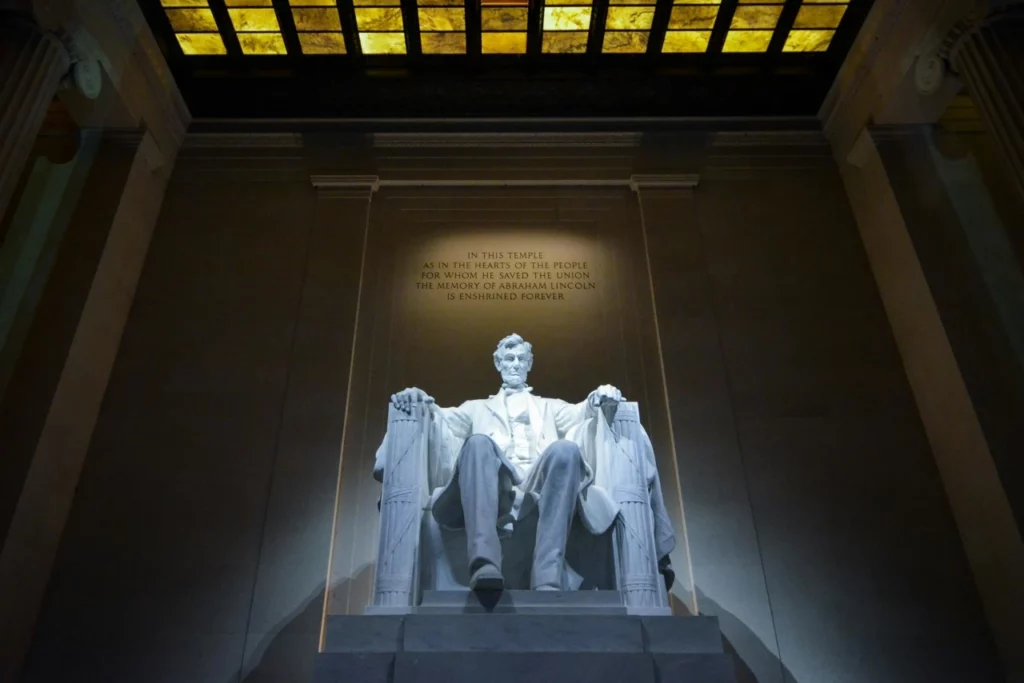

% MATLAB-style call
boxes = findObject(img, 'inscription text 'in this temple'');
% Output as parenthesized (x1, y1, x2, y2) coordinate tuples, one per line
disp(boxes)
(415, 250, 597, 302)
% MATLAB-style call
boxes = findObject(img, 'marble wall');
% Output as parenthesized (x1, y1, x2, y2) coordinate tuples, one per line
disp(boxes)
(20, 132, 1002, 683)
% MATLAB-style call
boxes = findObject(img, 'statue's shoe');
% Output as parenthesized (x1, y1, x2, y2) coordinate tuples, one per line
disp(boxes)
(469, 563, 504, 591)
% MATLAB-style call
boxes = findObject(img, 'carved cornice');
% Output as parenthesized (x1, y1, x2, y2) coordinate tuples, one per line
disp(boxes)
(184, 133, 305, 149)
(310, 175, 381, 199)
(372, 132, 643, 148)
(629, 174, 700, 191)
(709, 131, 829, 147)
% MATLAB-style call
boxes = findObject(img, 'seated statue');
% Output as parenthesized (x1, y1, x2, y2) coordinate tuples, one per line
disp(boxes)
(374, 333, 676, 602)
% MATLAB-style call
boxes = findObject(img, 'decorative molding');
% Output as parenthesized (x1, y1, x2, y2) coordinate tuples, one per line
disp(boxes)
(184, 133, 305, 149)
(372, 132, 643, 148)
(709, 131, 828, 147)
(61, 27, 103, 99)
(629, 174, 700, 191)
(943, 0, 1024, 71)
(311, 174, 381, 194)
(913, 53, 947, 96)
(377, 179, 631, 187)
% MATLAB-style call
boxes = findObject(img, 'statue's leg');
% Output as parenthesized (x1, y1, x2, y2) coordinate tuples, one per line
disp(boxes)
(531, 439, 583, 590)
(456, 434, 509, 589)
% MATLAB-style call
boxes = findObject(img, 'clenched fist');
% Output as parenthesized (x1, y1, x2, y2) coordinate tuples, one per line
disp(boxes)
(588, 384, 624, 407)
(390, 387, 435, 415)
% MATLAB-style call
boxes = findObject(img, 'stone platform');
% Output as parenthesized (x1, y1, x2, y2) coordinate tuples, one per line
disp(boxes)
(316, 591, 736, 683)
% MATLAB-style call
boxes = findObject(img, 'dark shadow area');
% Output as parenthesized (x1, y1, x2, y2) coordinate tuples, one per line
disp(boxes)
(236, 564, 372, 683)
(237, 586, 323, 683)
(695, 589, 797, 683)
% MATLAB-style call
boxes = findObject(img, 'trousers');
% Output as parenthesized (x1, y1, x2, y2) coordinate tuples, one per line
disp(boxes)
(438, 434, 584, 590)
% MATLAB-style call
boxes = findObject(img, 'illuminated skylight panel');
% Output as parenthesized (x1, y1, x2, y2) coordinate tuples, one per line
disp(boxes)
(662, 0, 719, 53)
(783, 0, 849, 52)
(418, 0, 466, 54)
(541, 0, 593, 54)
(161, 0, 227, 55)
(602, 0, 656, 54)
(722, 0, 783, 53)
(224, 0, 288, 54)
(481, 0, 528, 54)
(352, 0, 407, 54)
(289, 0, 346, 54)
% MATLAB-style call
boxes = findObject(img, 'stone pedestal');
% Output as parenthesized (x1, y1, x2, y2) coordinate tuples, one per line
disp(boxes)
(317, 600, 735, 683)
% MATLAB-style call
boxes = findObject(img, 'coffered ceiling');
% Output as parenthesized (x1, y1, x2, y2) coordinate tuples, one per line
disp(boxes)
(138, 0, 874, 118)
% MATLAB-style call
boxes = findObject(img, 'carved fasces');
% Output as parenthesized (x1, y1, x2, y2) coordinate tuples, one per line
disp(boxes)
(371, 403, 430, 610)
(608, 403, 668, 610)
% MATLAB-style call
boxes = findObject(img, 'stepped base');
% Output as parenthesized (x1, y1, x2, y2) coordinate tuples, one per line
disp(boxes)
(364, 590, 671, 616)
(317, 612, 735, 683)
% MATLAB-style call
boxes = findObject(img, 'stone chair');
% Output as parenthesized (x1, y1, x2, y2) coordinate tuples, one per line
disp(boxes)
(368, 401, 672, 615)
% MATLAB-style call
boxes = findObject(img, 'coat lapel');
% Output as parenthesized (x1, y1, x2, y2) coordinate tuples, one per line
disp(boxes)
(526, 395, 549, 451)
(485, 393, 509, 435)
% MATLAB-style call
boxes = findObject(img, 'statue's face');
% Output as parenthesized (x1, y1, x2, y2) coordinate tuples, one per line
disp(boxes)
(496, 343, 533, 388)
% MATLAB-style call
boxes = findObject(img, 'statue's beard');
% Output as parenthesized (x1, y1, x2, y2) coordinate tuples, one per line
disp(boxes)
(502, 371, 527, 388)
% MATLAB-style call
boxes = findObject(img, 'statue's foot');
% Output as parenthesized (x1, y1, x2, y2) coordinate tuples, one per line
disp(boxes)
(469, 563, 504, 592)
(533, 585, 559, 591)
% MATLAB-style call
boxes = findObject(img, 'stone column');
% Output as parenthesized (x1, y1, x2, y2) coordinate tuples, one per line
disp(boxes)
(0, 13, 70, 223)
(0, 0, 103, 223)
(943, 1, 1024, 197)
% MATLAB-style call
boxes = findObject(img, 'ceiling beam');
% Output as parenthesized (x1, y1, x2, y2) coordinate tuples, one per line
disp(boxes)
(208, 0, 245, 58)
(587, 0, 611, 56)
(768, 0, 803, 55)
(527, 0, 543, 56)
(334, 0, 364, 57)
(400, 0, 423, 57)
(706, 0, 738, 55)
(466, 0, 482, 57)
(646, 0, 675, 56)
(270, 0, 304, 59)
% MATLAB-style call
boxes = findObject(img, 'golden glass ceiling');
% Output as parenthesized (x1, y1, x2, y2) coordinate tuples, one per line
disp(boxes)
(482, 0, 529, 54)
(291, 0, 347, 54)
(784, 0, 850, 52)
(157, 0, 855, 57)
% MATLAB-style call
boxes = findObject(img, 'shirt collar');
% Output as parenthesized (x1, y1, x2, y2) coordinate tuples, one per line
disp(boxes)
(501, 384, 533, 395)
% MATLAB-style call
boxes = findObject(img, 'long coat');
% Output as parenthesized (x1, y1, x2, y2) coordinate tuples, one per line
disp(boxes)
(374, 390, 620, 536)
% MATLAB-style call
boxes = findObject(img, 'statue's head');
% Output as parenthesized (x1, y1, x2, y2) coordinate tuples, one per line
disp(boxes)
(493, 333, 534, 389)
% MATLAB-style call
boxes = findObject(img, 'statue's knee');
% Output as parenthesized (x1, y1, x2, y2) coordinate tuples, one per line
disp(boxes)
(462, 434, 499, 460)
(547, 439, 582, 467)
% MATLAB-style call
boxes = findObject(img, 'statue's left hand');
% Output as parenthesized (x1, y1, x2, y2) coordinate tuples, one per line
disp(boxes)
(589, 384, 625, 407)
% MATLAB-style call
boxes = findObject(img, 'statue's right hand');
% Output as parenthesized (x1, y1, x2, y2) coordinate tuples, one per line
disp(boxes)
(390, 387, 434, 415)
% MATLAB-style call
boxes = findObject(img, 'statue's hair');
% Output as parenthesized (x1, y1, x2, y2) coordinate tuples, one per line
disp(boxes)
(493, 333, 533, 368)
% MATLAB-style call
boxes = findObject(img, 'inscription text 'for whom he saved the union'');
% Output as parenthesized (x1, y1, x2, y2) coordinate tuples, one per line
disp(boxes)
(415, 251, 597, 302)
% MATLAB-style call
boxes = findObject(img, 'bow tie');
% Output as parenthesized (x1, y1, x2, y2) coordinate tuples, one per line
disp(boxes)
(501, 384, 533, 395)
